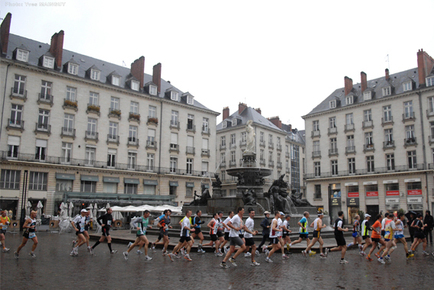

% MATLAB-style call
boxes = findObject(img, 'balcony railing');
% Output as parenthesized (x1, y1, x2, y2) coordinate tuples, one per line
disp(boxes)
(277, 162, 282, 169)
(0, 150, 215, 177)
(106, 134, 119, 145)
(305, 163, 426, 179)
(328, 148, 338, 156)
(363, 143, 374, 152)
(381, 116, 394, 126)
(268, 142, 274, 149)
(239, 140, 246, 147)
(186, 146, 195, 155)
(37, 93, 53, 106)
(220, 162, 226, 168)
(383, 140, 395, 149)
(362, 120, 373, 129)
(259, 140, 266, 147)
(260, 159, 266, 166)
(129, 112, 141, 122)
(127, 137, 139, 146)
(10, 87, 27, 101)
(220, 144, 226, 150)
(404, 137, 417, 147)
(86, 104, 100, 116)
(108, 108, 122, 120)
(276, 144, 282, 151)
(61, 127, 76, 139)
(6, 119, 24, 131)
(345, 146, 356, 154)
(202, 126, 210, 135)
(311, 130, 320, 138)
(63, 99, 78, 111)
(170, 120, 180, 129)
(35, 123, 51, 135)
(85, 131, 99, 142)
(186, 124, 196, 133)
(201, 149, 210, 157)
(169, 143, 179, 152)
(402, 112, 415, 122)
(344, 123, 355, 132)
(229, 160, 237, 167)
(147, 116, 158, 125)
(312, 151, 321, 158)
(328, 127, 337, 135)
(146, 140, 157, 149)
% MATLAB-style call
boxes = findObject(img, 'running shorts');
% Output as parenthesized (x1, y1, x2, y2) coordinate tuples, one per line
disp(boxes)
(245, 238, 255, 247)
(230, 237, 244, 247)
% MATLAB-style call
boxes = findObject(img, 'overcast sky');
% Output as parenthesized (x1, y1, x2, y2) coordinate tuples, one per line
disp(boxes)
(2, 0, 434, 130)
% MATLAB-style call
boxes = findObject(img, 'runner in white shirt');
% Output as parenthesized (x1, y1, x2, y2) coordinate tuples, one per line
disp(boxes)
(70, 209, 88, 256)
(219, 211, 234, 254)
(394, 212, 414, 259)
(169, 210, 195, 261)
(280, 214, 292, 259)
(203, 213, 219, 251)
(302, 211, 327, 257)
(265, 211, 282, 263)
(243, 208, 260, 266)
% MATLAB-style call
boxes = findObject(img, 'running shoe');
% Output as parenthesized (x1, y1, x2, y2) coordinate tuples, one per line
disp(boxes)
(325, 248, 329, 257)
(302, 250, 307, 257)
(70, 250, 75, 256)
(220, 262, 229, 269)
(184, 254, 192, 261)
(251, 261, 260, 266)
(2, 248, 10, 253)
(423, 251, 430, 256)
(110, 250, 118, 254)
(366, 256, 372, 261)
(74, 247, 78, 255)
(384, 255, 390, 261)
(359, 251, 365, 257)
(89, 248, 94, 255)
(14, 251, 19, 259)
(340, 259, 349, 264)
(286, 244, 291, 251)
(144, 255, 153, 261)
(224, 246, 228, 254)
(377, 258, 385, 264)
(181, 248, 186, 256)
(244, 252, 251, 258)
(309, 251, 316, 256)
(392, 246, 397, 250)
(162, 250, 167, 256)
(282, 254, 289, 259)
(320, 253, 326, 258)
(136, 250, 143, 255)
(127, 242, 132, 248)
(359, 245, 363, 251)
(374, 253, 380, 258)
(123, 251, 129, 260)
(201, 249, 206, 253)
(29, 252, 36, 258)
(265, 257, 273, 263)
(407, 253, 414, 259)
(255, 250, 260, 256)
(265, 249, 270, 256)
(151, 244, 155, 250)
(215, 252, 223, 257)
(72, 240, 76, 248)
(87, 246, 91, 252)
(168, 253, 175, 262)
(229, 257, 237, 266)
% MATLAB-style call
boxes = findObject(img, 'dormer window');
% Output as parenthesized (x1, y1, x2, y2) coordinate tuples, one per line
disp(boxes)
(186, 95, 194, 105)
(149, 85, 157, 96)
(363, 91, 372, 101)
(43, 56, 55, 69)
(130, 80, 139, 91)
(16, 49, 29, 62)
(382, 86, 391, 96)
(231, 119, 237, 126)
(426, 76, 434, 87)
(222, 121, 227, 129)
(346, 95, 354, 105)
(171, 91, 179, 101)
(329, 100, 337, 109)
(90, 69, 100, 81)
(112, 76, 120, 86)
(68, 63, 79, 75)
(403, 81, 412, 92)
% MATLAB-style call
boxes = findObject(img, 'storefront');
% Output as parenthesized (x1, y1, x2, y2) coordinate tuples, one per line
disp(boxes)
(345, 182, 359, 224)
(364, 181, 379, 217)
(384, 180, 400, 212)
(0, 197, 18, 219)
(406, 178, 423, 215)
(328, 183, 341, 222)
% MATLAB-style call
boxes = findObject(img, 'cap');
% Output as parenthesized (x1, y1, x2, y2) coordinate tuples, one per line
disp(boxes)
(285, 214, 291, 218)
(365, 214, 371, 218)
(264, 211, 271, 215)
(218, 211, 223, 215)
(279, 212, 285, 216)
(317, 212, 324, 216)
(81, 209, 88, 213)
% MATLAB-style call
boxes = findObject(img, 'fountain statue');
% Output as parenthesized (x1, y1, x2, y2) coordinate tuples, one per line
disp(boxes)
(186, 186, 211, 206)
(245, 120, 255, 154)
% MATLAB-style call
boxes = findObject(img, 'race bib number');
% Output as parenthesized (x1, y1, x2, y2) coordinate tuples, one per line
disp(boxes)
(29, 232, 36, 239)
(107, 220, 112, 226)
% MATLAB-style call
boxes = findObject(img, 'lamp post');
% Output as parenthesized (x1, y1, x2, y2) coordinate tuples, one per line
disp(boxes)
(19, 170, 28, 231)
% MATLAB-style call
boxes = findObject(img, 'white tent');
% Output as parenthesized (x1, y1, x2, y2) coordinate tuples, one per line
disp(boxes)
(107, 204, 182, 213)
(88, 204, 94, 219)
(36, 201, 43, 220)
(69, 202, 74, 217)
(26, 201, 32, 216)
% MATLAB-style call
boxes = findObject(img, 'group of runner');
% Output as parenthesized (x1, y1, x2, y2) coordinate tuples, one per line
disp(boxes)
(2, 207, 434, 266)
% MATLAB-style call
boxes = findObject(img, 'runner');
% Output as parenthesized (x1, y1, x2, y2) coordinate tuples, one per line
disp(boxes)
(220, 207, 247, 268)
(83, 210, 92, 252)
(366, 214, 386, 261)
(219, 211, 234, 254)
(169, 210, 195, 262)
(360, 214, 372, 256)
(158, 209, 172, 255)
(123, 210, 153, 261)
(202, 213, 219, 251)
(280, 214, 291, 259)
(258, 211, 271, 252)
(347, 214, 363, 252)
(289, 211, 311, 249)
(90, 207, 117, 255)
(70, 209, 88, 256)
(215, 211, 225, 256)
(329, 211, 349, 264)
(243, 208, 260, 266)
(378, 214, 396, 264)
(394, 213, 414, 259)
(410, 214, 429, 255)
(0, 209, 11, 252)
(302, 211, 327, 258)
(191, 210, 205, 253)
(14, 210, 38, 259)
(151, 211, 167, 250)
(265, 211, 282, 263)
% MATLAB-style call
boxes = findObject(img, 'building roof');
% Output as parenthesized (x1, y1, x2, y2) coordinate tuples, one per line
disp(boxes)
(304, 68, 420, 117)
(6, 34, 218, 114)
(216, 106, 283, 132)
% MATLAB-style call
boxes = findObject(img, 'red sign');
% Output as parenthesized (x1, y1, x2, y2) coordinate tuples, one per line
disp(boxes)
(408, 189, 422, 196)
(348, 192, 359, 198)
(366, 191, 378, 197)
(386, 190, 399, 196)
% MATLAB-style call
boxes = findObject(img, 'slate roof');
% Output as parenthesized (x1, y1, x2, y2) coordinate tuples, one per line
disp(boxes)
(5, 34, 217, 114)
(305, 68, 421, 116)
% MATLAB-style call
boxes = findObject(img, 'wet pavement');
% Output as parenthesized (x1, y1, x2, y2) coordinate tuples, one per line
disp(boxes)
(1, 232, 434, 290)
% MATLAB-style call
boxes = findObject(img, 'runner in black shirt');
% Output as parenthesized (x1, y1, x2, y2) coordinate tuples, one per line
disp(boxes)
(90, 208, 117, 255)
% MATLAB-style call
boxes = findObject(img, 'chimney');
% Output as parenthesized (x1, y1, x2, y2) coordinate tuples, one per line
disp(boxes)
(238, 102, 247, 114)
(361, 71, 367, 93)
(417, 49, 434, 87)
(49, 30, 64, 70)
(0, 13, 12, 56)
(131, 56, 145, 88)
(344, 76, 353, 96)
(255, 108, 261, 115)
(268, 116, 282, 129)
(385, 68, 390, 81)
(222, 107, 229, 120)
(152, 63, 162, 94)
